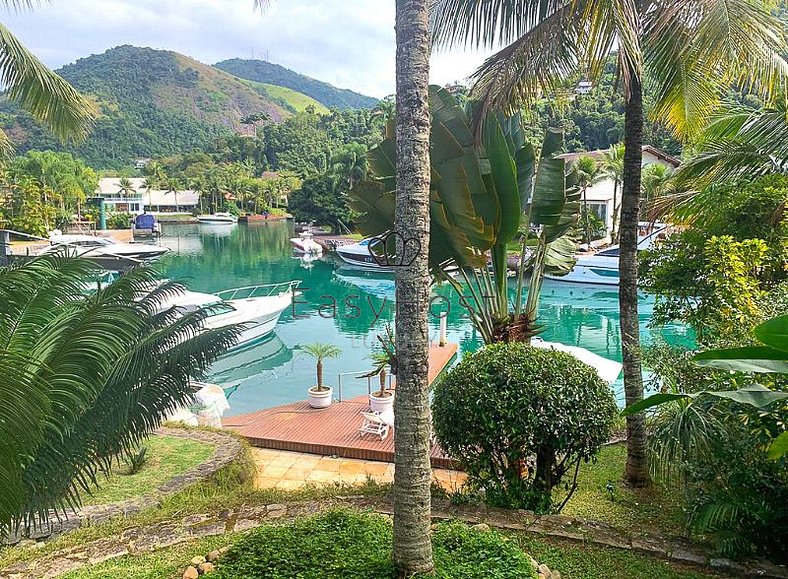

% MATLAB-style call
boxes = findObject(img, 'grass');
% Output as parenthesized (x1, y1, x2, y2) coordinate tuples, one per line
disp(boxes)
(79, 435, 215, 506)
(557, 444, 686, 536)
(260, 83, 330, 114)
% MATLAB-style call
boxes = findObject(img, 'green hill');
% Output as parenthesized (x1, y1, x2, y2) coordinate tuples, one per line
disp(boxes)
(215, 59, 379, 110)
(0, 45, 293, 169)
(258, 83, 330, 114)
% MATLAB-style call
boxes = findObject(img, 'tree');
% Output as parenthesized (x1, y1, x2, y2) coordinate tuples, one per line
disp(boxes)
(431, 0, 788, 487)
(0, 255, 237, 534)
(576, 155, 604, 247)
(117, 177, 136, 197)
(602, 143, 624, 241)
(640, 163, 671, 218)
(0, 3, 94, 157)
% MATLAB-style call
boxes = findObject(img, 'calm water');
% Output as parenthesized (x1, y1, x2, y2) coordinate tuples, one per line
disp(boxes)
(157, 222, 692, 416)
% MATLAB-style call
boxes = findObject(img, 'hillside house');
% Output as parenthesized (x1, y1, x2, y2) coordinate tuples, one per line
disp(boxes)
(96, 177, 200, 214)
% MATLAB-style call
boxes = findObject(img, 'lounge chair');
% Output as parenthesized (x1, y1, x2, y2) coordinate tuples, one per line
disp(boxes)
(359, 411, 390, 440)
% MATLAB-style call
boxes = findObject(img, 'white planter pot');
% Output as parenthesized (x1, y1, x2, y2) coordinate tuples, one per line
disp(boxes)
(308, 386, 333, 409)
(369, 391, 394, 413)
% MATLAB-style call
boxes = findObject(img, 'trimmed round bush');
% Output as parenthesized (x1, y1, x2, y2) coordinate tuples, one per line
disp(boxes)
(214, 509, 535, 578)
(432, 343, 617, 512)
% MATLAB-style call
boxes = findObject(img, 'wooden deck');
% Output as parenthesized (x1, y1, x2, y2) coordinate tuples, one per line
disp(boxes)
(225, 342, 458, 468)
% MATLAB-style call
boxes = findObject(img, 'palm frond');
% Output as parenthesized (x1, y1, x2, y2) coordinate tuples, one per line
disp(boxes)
(0, 24, 95, 143)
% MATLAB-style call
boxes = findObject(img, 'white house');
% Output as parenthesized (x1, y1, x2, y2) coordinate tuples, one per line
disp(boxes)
(557, 145, 680, 242)
(96, 177, 200, 214)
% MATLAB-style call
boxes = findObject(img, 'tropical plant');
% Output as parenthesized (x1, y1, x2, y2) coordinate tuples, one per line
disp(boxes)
(433, 343, 617, 512)
(575, 155, 604, 246)
(430, 0, 788, 488)
(116, 177, 136, 197)
(0, 254, 238, 536)
(0, 3, 95, 156)
(362, 324, 397, 397)
(351, 87, 580, 345)
(602, 143, 624, 241)
(123, 446, 149, 476)
(640, 163, 671, 217)
(301, 343, 342, 392)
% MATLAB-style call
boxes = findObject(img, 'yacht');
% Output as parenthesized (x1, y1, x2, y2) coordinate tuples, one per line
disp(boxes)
(545, 226, 667, 286)
(44, 233, 169, 269)
(335, 238, 393, 271)
(290, 229, 323, 255)
(157, 281, 299, 347)
(196, 212, 238, 225)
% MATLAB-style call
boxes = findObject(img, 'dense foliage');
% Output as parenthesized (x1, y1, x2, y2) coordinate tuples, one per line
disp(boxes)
(432, 343, 617, 512)
(641, 174, 788, 344)
(0, 256, 237, 534)
(215, 59, 378, 110)
(214, 510, 536, 578)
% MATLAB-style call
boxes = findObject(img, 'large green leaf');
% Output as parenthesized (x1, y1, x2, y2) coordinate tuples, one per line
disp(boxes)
(621, 393, 694, 416)
(528, 128, 566, 227)
(754, 315, 788, 353)
(767, 431, 788, 460)
(692, 346, 788, 374)
(705, 384, 788, 409)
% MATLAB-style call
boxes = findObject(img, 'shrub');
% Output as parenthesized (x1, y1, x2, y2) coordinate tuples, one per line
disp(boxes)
(107, 212, 132, 229)
(214, 509, 535, 578)
(432, 343, 617, 512)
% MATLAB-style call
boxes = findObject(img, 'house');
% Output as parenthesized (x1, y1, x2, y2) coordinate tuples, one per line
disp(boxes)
(95, 177, 200, 214)
(556, 145, 680, 242)
(575, 80, 593, 94)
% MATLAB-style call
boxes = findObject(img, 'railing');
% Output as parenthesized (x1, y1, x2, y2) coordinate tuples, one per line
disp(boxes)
(336, 366, 393, 402)
(0, 228, 146, 265)
(214, 280, 301, 301)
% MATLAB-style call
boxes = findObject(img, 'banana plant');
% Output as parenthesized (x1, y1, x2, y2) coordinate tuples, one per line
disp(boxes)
(349, 86, 579, 344)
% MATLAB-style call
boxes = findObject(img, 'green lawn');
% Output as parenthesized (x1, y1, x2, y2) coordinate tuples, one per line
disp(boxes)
(558, 443, 686, 536)
(260, 83, 330, 114)
(80, 435, 215, 506)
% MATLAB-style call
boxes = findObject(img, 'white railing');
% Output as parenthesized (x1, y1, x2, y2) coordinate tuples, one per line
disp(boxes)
(214, 280, 301, 301)
(336, 366, 393, 402)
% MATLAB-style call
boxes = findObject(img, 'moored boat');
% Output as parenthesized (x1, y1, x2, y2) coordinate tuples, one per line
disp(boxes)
(290, 230, 323, 255)
(335, 238, 393, 271)
(44, 232, 169, 269)
(196, 212, 238, 225)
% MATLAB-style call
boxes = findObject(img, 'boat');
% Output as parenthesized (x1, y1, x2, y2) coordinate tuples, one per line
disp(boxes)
(156, 281, 299, 348)
(44, 233, 169, 269)
(335, 238, 393, 271)
(131, 212, 161, 238)
(545, 226, 667, 286)
(290, 229, 323, 255)
(196, 212, 238, 225)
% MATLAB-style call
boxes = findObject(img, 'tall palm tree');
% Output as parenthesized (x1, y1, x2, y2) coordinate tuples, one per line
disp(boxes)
(0, 255, 238, 534)
(640, 163, 671, 218)
(0, 2, 95, 156)
(117, 177, 136, 198)
(431, 0, 788, 487)
(391, 0, 434, 573)
(576, 155, 604, 247)
(602, 143, 625, 241)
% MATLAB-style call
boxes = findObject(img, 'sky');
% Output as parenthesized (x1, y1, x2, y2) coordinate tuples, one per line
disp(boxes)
(3, 0, 496, 100)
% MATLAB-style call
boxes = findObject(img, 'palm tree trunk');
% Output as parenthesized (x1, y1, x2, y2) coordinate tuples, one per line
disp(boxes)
(621, 71, 650, 488)
(393, 0, 434, 574)
(611, 179, 619, 242)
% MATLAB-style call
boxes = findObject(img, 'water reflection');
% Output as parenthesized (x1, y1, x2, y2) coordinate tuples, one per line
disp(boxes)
(157, 221, 692, 415)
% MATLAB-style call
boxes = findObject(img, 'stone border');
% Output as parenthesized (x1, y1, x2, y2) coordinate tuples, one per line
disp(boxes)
(4, 498, 786, 579)
(3, 427, 243, 545)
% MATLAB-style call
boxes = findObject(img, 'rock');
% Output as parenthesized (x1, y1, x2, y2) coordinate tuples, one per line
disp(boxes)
(551, 571, 561, 579)
(218, 546, 231, 554)
(472, 523, 490, 532)
(198, 562, 216, 574)
(182, 566, 199, 579)
(538, 563, 551, 576)
(528, 556, 539, 571)
(206, 549, 222, 562)
(267, 508, 286, 520)
(190, 555, 206, 566)
(430, 523, 439, 531)
(538, 574, 547, 579)
(267, 503, 286, 512)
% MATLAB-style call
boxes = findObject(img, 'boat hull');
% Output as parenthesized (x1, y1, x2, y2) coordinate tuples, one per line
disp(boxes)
(335, 248, 393, 272)
(545, 264, 620, 286)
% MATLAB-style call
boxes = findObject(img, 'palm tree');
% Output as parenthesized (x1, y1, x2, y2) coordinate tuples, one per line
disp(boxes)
(602, 143, 625, 241)
(576, 155, 604, 247)
(431, 0, 788, 487)
(640, 163, 671, 218)
(301, 343, 341, 391)
(117, 177, 136, 198)
(0, 255, 238, 534)
(0, 3, 95, 157)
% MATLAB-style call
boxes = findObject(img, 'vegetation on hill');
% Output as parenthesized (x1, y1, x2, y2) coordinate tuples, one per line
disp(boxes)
(257, 83, 329, 114)
(215, 58, 379, 110)
(0, 46, 292, 169)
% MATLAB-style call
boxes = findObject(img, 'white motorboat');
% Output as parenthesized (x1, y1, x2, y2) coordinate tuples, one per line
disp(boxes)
(44, 233, 169, 269)
(290, 230, 323, 255)
(335, 238, 393, 271)
(196, 212, 238, 225)
(157, 281, 299, 348)
(545, 226, 667, 286)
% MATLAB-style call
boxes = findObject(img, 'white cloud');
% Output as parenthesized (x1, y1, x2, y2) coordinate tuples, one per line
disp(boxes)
(3, 0, 496, 99)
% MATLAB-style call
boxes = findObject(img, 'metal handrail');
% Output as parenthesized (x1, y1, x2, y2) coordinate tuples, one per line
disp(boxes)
(214, 280, 301, 301)
(336, 366, 393, 402)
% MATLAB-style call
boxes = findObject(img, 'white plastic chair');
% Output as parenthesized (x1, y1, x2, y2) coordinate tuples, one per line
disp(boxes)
(359, 411, 390, 440)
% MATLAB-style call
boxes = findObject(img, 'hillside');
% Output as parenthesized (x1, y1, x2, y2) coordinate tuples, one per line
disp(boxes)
(0, 46, 295, 169)
(257, 83, 329, 114)
(215, 59, 378, 110)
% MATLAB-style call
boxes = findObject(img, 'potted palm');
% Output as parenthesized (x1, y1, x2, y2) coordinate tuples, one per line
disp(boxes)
(364, 325, 396, 413)
(302, 343, 342, 409)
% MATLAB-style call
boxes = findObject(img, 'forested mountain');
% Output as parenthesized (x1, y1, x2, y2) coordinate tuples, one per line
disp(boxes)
(0, 46, 329, 169)
(215, 59, 378, 110)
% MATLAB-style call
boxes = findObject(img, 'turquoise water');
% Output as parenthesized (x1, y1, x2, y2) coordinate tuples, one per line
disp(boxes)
(157, 222, 693, 416)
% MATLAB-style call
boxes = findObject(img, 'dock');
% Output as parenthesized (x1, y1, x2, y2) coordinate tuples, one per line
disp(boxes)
(224, 342, 459, 468)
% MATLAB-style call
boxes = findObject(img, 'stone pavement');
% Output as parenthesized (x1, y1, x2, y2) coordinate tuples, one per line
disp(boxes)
(252, 448, 467, 492)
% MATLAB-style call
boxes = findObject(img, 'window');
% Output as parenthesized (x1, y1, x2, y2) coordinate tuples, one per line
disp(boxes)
(589, 202, 608, 223)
